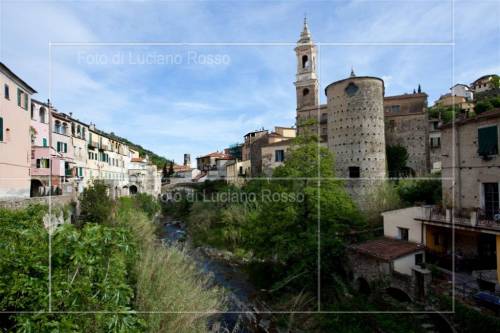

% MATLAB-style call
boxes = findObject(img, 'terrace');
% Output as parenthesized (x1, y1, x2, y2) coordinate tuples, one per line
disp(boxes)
(416, 206, 500, 234)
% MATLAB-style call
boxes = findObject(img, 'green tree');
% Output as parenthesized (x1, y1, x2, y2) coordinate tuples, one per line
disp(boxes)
(79, 180, 113, 224)
(243, 136, 364, 292)
(475, 100, 494, 114)
(491, 75, 500, 89)
(168, 161, 175, 176)
(386, 144, 409, 178)
(162, 162, 168, 179)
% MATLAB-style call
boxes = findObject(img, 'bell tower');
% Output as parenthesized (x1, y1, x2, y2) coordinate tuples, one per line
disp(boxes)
(294, 17, 319, 110)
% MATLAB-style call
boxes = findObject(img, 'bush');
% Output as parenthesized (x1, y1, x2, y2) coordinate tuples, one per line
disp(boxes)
(79, 180, 114, 224)
(397, 178, 442, 205)
(133, 193, 160, 219)
(475, 100, 494, 114)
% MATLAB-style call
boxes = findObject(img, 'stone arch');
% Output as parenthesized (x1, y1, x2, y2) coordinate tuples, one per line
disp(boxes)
(129, 185, 138, 195)
(354, 277, 371, 295)
(30, 179, 44, 197)
(385, 287, 412, 303)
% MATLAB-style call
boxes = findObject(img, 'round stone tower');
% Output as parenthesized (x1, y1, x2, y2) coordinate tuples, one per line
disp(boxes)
(325, 74, 387, 206)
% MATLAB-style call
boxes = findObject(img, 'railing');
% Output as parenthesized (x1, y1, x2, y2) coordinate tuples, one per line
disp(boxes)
(423, 206, 500, 230)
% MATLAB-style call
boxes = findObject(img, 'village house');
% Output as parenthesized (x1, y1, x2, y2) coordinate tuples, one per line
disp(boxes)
(0, 63, 37, 198)
(380, 110, 500, 290)
(30, 100, 66, 196)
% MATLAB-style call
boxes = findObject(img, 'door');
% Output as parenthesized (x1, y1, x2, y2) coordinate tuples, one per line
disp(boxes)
(483, 183, 499, 219)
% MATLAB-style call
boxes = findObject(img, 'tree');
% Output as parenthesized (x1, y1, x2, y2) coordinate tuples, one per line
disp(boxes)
(243, 136, 364, 292)
(386, 144, 409, 178)
(418, 84, 422, 93)
(491, 75, 500, 89)
(79, 180, 113, 224)
(168, 161, 175, 176)
(162, 162, 168, 179)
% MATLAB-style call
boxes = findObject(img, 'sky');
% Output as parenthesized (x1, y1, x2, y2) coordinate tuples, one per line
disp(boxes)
(0, 0, 499, 163)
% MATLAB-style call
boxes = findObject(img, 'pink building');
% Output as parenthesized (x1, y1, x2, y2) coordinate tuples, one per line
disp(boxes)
(0, 62, 36, 198)
(29, 100, 66, 196)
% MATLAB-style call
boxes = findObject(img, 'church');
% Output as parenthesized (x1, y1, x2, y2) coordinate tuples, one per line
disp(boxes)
(293, 19, 430, 204)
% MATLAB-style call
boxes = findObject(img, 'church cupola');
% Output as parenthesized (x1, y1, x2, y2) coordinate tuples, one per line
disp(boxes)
(294, 17, 319, 110)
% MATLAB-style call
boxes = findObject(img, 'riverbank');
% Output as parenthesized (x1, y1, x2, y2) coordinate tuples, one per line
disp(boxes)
(161, 215, 279, 333)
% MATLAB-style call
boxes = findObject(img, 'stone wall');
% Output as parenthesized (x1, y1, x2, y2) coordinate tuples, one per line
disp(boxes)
(326, 76, 386, 206)
(0, 194, 74, 210)
(384, 93, 430, 176)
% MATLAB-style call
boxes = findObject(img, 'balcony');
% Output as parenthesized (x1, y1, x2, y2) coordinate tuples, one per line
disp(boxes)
(88, 140, 100, 149)
(417, 206, 500, 233)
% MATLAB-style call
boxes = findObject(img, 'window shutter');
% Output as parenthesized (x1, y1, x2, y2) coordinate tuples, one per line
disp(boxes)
(478, 126, 498, 156)
(0, 117, 3, 141)
(64, 143, 68, 153)
(24, 94, 28, 110)
(43, 138, 47, 147)
(17, 89, 21, 107)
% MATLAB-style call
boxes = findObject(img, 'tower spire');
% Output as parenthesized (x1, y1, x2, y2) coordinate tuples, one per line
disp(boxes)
(350, 67, 356, 77)
(299, 14, 312, 43)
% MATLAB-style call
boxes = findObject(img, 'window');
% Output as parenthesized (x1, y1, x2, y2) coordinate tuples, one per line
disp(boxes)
(55, 120, 61, 134)
(42, 138, 47, 147)
(4, 84, 9, 99)
(483, 183, 499, 219)
(348, 166, 360, 178)
(303, 88, 310, 96)
(36, 159, 50, 168)
(57, 142, 68, 153)
(30, 103, 34, 119)
(430, 137, 441, 148)
(415, 253, 423, 266)
(62, 123, 68, 135)
(39, 107, 46, 123)
(301, 55, 309, 69)
(391, 105, 401, 113)
(17, 88, 28, 110)
(0, 117, 3, 141)
(478, 126, 498, 156)
(398, 227, 409, 241)
(275, 149, 285, 162)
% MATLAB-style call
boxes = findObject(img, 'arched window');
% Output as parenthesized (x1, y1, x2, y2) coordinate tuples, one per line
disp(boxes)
(39, 107, 46, 123)
(30, 103, 35, 119)
(302, 55, 310, 69)
(62, 122, 68, 135)
(82, 127, 86, 140)
(303, 88, 310, 96)
(54, 120, 61, 133)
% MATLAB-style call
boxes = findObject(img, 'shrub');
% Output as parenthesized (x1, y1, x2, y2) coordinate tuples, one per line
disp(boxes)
(133, 193, 160, 219)
(79, 180, 114, 224)
(397, 178, 442, 205)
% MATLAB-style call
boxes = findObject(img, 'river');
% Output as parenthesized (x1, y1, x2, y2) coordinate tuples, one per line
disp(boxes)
(161, 216, 278, 333)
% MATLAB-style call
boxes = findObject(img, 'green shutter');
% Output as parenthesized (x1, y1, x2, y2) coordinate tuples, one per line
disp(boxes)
(478, 126, 498, 156)
(0, 117, 3, 141)
(64, 143, 68, 153)
(17, 89, 21, 107)
(24, 94, 28, 110)
(42, 138, 47, 147)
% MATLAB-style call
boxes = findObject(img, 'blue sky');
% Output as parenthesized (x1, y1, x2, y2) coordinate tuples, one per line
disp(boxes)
(0, 0, 498, 163)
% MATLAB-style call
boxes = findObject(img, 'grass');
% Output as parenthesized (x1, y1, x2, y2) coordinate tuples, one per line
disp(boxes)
(117, 198, 226, 333)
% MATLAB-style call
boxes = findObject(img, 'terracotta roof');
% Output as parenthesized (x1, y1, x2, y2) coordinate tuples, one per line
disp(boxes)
(350, 238, 424, 261)
(199, 152, 231, 159)
(384, 92, 428, 100)
(131, 157, 145, 163)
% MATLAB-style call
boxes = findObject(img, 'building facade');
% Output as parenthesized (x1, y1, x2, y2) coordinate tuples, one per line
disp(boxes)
(0, 63, 37, 198)
(384, 93, 430, 176)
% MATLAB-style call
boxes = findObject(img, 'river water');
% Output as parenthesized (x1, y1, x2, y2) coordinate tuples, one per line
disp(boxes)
(161, 217, 276, 333)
